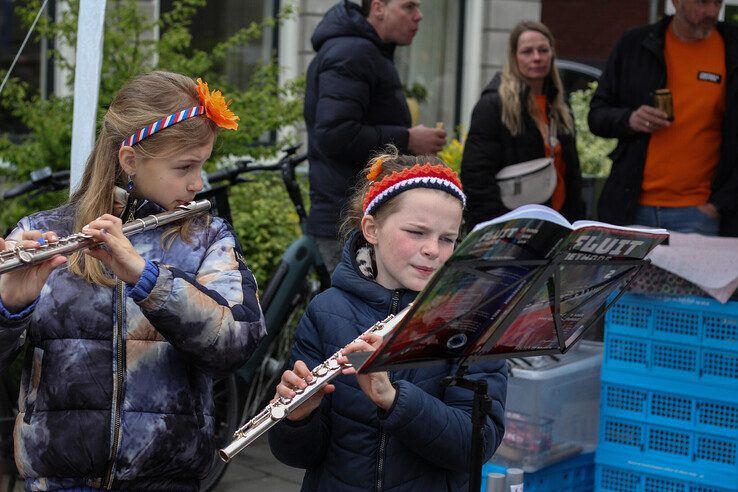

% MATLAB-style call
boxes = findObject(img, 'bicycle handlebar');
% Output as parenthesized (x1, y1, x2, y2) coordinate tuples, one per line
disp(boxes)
(2, 146, 307, 203)
(3, 168, 70, 199)
(205, 151, 307, 186)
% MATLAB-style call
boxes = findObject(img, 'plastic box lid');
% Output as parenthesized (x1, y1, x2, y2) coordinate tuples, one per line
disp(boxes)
(507, 340, 603, 380)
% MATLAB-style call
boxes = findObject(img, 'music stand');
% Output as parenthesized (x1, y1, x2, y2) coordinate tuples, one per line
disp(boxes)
(355, 253, 650, 492)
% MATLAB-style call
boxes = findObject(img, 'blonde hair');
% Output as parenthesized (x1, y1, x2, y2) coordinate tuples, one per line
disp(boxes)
(498, 21, 574, 136)
(340, 146, 456, 240)
(68, 71, 218, 286)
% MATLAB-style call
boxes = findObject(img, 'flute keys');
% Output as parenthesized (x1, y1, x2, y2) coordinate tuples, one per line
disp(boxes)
(270, 405, 287, 420)
(18, 249, 33, 264)
(327, 359, 340, 370)
(314, 365, 328, 377)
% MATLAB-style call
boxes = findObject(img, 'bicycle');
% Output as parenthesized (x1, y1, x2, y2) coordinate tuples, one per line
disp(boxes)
(0, 146, 330, 491)
(195, 146, 330, 489)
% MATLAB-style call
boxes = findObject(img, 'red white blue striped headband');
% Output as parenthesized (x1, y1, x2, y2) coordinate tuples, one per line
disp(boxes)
(121, 105, 205, 147)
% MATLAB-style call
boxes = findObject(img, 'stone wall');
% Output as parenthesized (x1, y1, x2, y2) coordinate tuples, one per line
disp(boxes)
(480, 0, 541, 88)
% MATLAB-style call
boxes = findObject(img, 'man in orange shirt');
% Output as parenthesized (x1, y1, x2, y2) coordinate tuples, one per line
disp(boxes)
(589, 0, 738, 236)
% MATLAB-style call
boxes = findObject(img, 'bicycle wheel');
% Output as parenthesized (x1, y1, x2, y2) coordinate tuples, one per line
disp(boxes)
(199, 375, 239, 492)
(240, 277, 319, 420)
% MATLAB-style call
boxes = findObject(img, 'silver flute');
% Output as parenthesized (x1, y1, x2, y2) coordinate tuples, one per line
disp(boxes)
(0, 199, 211, 274)
(219, 305, 411, 462)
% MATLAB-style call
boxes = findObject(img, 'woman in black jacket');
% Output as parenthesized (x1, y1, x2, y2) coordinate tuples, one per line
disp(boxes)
(460, 20, 583, 229)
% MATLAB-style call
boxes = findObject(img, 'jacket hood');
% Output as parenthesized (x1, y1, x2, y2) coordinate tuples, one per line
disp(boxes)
(311, 1, 387, 52)
(332, 231, 416, 313)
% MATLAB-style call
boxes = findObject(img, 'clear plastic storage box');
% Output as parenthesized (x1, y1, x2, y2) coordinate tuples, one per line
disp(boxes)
(492, 340, 603, 471)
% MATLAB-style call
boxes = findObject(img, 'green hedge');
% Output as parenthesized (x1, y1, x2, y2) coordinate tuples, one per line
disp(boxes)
(569, 82, 617, 178)
(228, 172, 304, 287)
(0, 0, 305, 285)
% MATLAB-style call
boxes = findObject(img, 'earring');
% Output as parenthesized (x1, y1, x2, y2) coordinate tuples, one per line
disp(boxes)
(127, 175, 135, 191)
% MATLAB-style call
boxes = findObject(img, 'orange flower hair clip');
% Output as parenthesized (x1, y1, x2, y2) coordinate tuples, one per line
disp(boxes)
(196, 78, 240, 130)
(120, 77, 240, 148)
(366, 157, 385, 181)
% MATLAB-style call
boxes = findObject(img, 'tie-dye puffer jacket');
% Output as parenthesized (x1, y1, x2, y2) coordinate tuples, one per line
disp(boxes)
(0, 201, 266, 491)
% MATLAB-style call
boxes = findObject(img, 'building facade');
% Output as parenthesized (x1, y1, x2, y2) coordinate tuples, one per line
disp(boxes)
(3, 0, 737, 137)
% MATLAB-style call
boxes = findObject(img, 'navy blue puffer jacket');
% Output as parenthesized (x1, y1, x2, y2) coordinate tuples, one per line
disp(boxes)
(304, 1, 412, 238)
(268, 233, 507, 491)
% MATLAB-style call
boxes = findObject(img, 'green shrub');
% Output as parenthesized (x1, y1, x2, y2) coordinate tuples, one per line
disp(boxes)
(228, 171, 306, 287)
(437, 126, 466, 175)
(0, 0, 304, 283)
(569, 82, 617, 177)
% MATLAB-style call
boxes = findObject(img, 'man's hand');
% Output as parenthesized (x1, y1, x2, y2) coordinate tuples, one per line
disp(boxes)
(408, 124, 447, 155)
(628, 105, 671, 134)
(697, 203, 720, 220)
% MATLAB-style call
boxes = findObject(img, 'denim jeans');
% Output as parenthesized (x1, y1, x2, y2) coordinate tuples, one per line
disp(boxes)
(632, 205, 720, 236)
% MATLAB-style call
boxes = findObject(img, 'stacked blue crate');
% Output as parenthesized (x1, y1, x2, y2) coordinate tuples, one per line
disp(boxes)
(596, 293, 738, 492)
(481, 453, 595, 492)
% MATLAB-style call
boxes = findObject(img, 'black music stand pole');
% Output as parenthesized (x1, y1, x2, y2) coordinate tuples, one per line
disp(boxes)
(443, 367, 493, 492)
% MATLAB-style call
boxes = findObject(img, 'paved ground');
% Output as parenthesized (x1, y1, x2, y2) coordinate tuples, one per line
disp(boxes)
(1, 435, 301, 492)
(214, 435, 302, 491)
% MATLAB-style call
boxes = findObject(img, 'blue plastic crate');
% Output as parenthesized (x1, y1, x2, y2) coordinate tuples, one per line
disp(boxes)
(604, 294, 738, 389)
(598, 411, 738, 475)
(481, 453, 594, 492)
(595, 449, 738, 491)
(600, 374, 738, 439)
(607, 294, 738, 351)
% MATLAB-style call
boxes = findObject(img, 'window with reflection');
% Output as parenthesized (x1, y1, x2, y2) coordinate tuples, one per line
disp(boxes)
(395, 0, 462, 133)
(160, 0, 275, 90)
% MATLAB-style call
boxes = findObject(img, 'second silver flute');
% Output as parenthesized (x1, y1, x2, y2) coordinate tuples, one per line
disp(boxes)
(219, 305, 411, 462)
(0, 199, 212, 274)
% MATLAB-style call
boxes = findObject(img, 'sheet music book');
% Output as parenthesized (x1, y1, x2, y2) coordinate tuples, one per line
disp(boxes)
(359, 204, 669, 373)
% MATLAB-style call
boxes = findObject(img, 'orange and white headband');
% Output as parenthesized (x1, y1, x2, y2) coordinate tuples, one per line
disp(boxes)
(362, 161, 466, 216)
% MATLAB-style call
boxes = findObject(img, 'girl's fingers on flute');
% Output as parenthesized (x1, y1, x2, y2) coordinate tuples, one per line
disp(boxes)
(22, 230, 56, 243)
(83, 215, 123, 238)
(278, 368, 308, 398)
(2, 230, 59, 251)
(293, 360, 314, 382)
(360, 333, 384, 348)
(84, 246, 113, 265)
(275, 382, 294, 398)
(15, 239, 44, 250)
(341, 339, 374, 356)
(36, 255, 67, 275)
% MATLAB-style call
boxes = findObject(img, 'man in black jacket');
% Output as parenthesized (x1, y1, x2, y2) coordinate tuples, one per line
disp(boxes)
(305, 0, 447, 271)
(588, 0, 738, 236)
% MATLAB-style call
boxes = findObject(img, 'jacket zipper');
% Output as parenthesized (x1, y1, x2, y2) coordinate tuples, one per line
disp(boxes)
(388, 290, 401, 316)
(375, 290, 402, 491)
(103, 202, 135, 489)
(103, 280, 126, 489)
